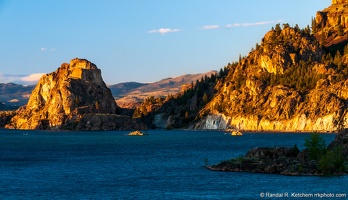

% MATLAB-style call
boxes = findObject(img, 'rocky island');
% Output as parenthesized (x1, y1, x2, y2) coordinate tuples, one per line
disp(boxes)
(208, 130, 348, 176)
(5, 58, 146, 131)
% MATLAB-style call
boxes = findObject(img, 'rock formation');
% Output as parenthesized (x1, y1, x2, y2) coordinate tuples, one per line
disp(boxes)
(6, 58, 146, 130)
(0, 110, 16, 128)
(332, 0, 348, 5)
(143, 2, 348, 132)
(314, 1, 348, 51)
(208, 130, 348, 176)
(189, 2, 348, 132)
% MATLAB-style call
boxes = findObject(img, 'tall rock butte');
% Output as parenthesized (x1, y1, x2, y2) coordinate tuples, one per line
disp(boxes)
(7, 58, 145, 130)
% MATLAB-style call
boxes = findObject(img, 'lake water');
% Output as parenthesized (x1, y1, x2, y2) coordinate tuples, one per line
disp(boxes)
(0, 130, 347, 199)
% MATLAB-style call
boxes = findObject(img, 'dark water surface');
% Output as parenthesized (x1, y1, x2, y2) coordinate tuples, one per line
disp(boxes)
(0, 130, 347, 199)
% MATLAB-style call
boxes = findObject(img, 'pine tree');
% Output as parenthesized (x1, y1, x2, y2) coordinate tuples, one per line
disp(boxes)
(304, 134, 326, 161)
(311, 17, 317, 34)
(344, 44, 348, 55)
(334, 50, 342, 67)
(275, 23, 282, 35)
(202, 93, 208, 103)
(294, 24, 300, 32)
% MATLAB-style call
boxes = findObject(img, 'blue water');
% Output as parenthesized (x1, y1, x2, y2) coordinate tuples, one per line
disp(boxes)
(0, 130, 347, 199)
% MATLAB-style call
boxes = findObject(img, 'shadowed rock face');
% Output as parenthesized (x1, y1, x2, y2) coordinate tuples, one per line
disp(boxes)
(7, 58, 119, 130)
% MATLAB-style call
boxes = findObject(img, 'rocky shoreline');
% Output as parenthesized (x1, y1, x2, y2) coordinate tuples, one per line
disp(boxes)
(208, 131, 348, 176)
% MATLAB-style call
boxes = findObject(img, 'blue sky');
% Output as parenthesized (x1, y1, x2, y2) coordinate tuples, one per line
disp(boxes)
(0, 0, 331, 85)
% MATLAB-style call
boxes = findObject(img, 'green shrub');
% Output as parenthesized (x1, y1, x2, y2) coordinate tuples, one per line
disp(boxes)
(318, 146, 345, 175)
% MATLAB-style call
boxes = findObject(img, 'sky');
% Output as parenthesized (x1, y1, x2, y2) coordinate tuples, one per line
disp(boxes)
(0, 0, 331, 85)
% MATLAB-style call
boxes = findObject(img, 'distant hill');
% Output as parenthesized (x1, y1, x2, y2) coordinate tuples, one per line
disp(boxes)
(109, 82, 147, 98)
(110, 71, 216, 108)
(0, 83, 35, 109)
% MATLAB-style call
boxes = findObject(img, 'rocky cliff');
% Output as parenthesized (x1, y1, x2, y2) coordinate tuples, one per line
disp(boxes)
(0, 110, 16, 128)
(190, 1, 348, 132)
(146, 2, 348, 132)
(332, 0, 348, 4)
(7, 58, 145, 130)
(314, 1, 348, 51)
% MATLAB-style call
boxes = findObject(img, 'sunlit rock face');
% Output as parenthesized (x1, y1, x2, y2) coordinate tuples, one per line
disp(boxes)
(316, 3, 348, 30)
(7, 58, 119, 130)
(190, 3, 348, 132)
(194, 89, 342, 132)
(332, 0, 348, 5)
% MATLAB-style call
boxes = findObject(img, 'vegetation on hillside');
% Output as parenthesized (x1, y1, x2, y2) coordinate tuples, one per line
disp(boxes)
(132, 66, 231, 128)
(303, 133, 347, 175)
(131, 19, 348, 129)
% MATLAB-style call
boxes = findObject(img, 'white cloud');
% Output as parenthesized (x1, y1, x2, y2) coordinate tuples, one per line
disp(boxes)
(0, 73, 45, 85)
(148, 28, 182, 35)
(226, 20, 284, 28)
(201, 25, 220, 30)
(21, 73, 45, 82)
(40, 47, 56, 52)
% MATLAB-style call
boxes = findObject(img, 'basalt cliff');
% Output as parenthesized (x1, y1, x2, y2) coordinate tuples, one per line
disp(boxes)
(145, 2, 348, 132)
(6, 58, 145, 130)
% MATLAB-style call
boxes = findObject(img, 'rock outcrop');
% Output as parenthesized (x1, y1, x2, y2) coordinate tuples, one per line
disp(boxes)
(194, 85, 344, 132)
(6, 58, 146, 130)
(138, 2, 348, 132)
(316, 3, 348, 29)
(0, 110, 16, 128)
(208, 130, 348, 176)
(332, 0, 348, 5)
(314, 1, 348, 50)
(188, 2, 348, 132)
